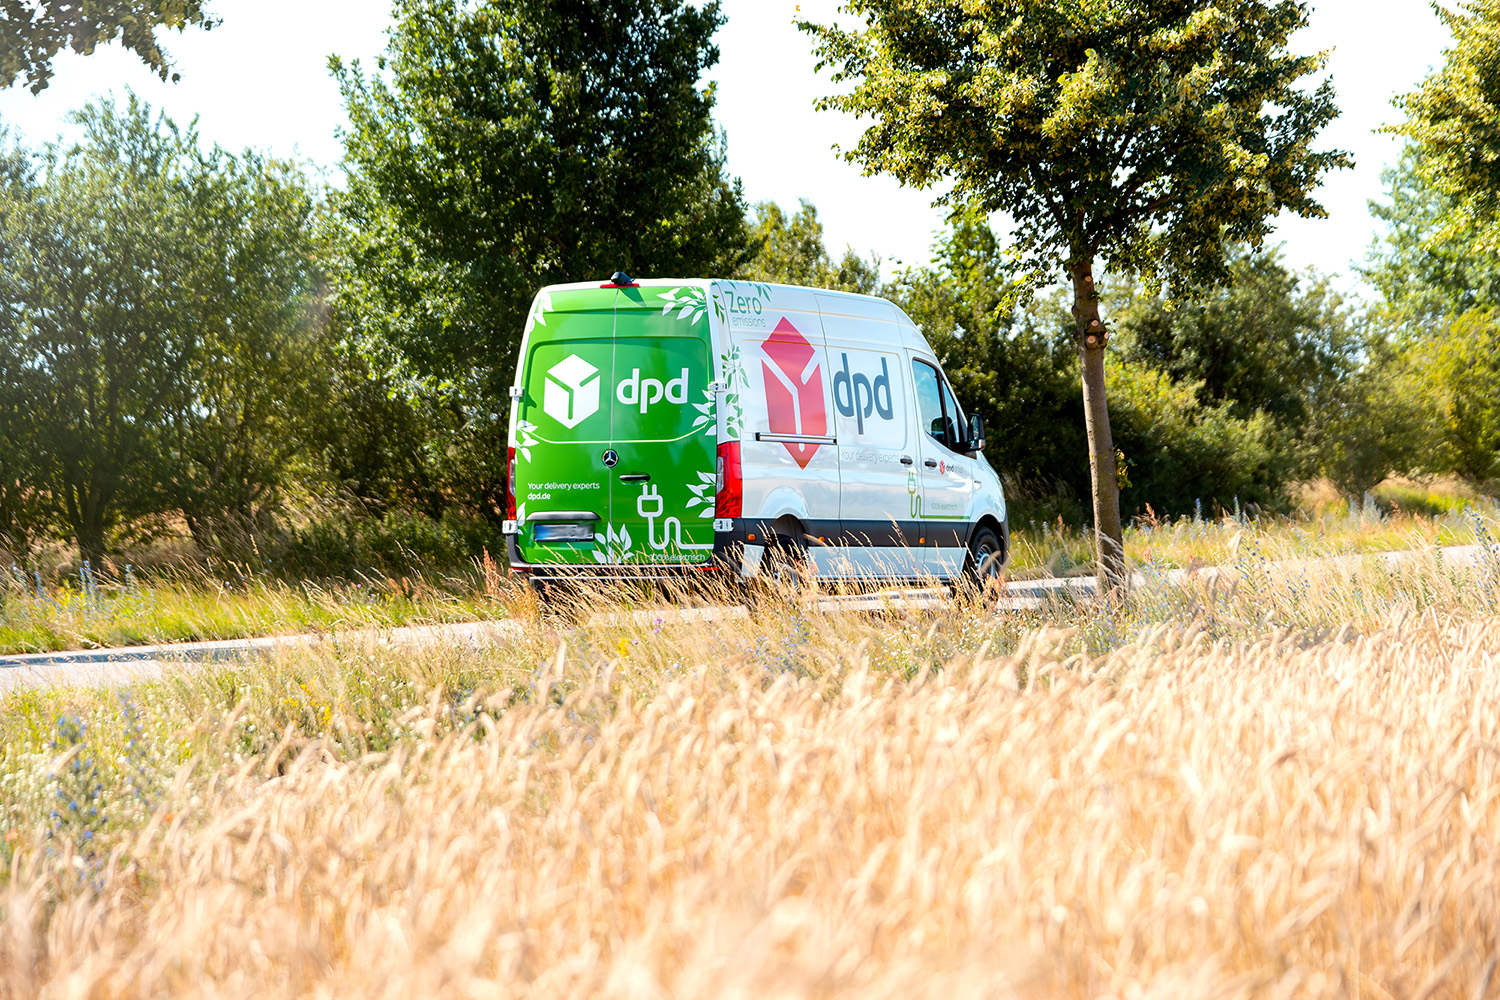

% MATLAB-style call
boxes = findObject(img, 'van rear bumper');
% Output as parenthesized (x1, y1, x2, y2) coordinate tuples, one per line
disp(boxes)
(505, 516, 1004, 580)
(506, 532, 747, 581)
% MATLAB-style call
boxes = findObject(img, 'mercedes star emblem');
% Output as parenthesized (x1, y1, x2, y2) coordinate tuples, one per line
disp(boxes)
(601, 449, 619, 468)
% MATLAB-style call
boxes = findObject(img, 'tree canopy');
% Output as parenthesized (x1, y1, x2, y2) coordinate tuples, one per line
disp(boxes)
(0, 96, 328, 564)
(1391, 1, 1500, 255)
(801, 0, 1348, 294)
(0, 1, 216, 92)
(331, 0, 752, 394)
(1113, 248, 1359, 433)
(737, 199, 881, 294)
(801, 0, 1349, 587)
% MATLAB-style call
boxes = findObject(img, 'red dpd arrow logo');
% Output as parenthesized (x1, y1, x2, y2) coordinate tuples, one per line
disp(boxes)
(761, 318, 827, 469)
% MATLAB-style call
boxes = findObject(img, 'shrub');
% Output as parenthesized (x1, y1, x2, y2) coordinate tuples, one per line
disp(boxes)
(1109, 361, 1283, 517)
(269, 508, 506, 581)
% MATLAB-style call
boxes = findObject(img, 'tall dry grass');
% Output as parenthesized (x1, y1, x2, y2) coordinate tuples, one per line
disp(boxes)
(3, 595, 1499, 997)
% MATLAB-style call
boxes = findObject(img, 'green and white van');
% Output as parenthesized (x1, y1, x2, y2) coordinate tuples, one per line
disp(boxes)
(504, 275, 1008, 590)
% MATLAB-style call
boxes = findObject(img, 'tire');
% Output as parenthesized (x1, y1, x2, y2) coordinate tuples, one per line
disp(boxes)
(749, 533, 811, 606)
(963, 525, 1007, 592)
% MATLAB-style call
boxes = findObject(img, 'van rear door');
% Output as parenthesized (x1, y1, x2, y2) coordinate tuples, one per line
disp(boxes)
(512, 288, 618, 568)
(603, 287, 717, 566)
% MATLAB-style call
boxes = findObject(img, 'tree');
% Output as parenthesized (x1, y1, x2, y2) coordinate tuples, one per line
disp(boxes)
(0, 96, 331, 564)
(738, 199, 882, 293)
(1364, 148, 1500, 328)
(802, 0, 1349, 590)
(1107, 361, 1279, 515)
(0, 98, 199, 564)
(1390, 1, 1500, 258)
(0, 1, 216, 93)
(1112, 248, 1360, 448)
(0, 137, 49, 556)
(1387, 310, 1500, 486)
(331, 0, 753, 396)
(331, 0, 753, 525)
(165, 150, 332, 553)
(886, 206, 1086, 501)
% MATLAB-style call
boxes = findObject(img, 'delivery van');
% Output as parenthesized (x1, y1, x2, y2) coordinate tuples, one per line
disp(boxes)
(503, 275, 1008, 591)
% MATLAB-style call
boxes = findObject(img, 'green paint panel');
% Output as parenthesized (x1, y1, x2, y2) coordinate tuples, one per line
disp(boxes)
(513, 302, 616, 566)
(606, 307, 716, 565)
(513, 286, 716, 567)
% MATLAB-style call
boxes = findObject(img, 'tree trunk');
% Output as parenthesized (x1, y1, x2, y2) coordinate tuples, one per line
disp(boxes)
(1069, 257, 1127, 595)
(77, 503, 107, 570)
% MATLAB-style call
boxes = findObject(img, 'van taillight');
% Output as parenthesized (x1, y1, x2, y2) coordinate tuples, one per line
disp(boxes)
(715, 441, 741, 518)
(506, 447, 517, 521)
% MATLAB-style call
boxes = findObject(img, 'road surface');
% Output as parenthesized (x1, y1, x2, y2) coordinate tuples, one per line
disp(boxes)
(1, 543, 1493, 692)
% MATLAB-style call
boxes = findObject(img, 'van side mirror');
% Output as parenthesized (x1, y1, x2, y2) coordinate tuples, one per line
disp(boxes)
(967, 413, 985, 453)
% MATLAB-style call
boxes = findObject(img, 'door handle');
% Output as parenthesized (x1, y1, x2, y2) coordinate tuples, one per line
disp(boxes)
(619, 474, 650, 483)
(900, 456, 914, 466)
(924, 459, 938, 468)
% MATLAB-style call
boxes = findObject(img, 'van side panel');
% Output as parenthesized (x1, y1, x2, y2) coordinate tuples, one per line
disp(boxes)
(816, 299, 924, 579)
(718, 282, 840, 538)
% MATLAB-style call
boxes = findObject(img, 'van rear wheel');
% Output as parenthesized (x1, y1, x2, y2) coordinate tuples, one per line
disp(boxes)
(962, 525, 1006, 595)
(748, 534, 811, 606)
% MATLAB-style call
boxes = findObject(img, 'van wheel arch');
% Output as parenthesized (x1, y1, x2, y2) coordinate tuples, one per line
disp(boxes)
(758, 515, 808, 553)
(966, 515, 1009, 567)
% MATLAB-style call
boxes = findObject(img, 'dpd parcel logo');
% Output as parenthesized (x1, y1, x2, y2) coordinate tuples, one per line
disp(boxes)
(760, 318, 827, 468)
(543, 354, 601, 429)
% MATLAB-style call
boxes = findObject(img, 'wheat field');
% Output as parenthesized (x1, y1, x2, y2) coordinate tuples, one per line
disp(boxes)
(3, 543, 1500, 998)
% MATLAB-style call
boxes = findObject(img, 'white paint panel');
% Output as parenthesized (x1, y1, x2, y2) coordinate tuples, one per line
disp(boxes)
(929, 547, 968, 579)
(812, 546, 929, 581)
(815, 291, 899, 327)
(826, 344, 916, 527)
(725, 282, 841, 525)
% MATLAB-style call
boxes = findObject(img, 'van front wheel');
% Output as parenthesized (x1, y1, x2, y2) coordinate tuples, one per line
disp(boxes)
(963, 526, 1006, 594)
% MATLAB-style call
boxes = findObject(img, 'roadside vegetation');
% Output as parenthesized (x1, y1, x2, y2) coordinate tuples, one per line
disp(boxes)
(3, 524, 1499, 997)
(0, 1, 1496, 597)
(1008, 484, 1499, 577)
(0, 493, 1490, 655)
(0, 561, 509, 656)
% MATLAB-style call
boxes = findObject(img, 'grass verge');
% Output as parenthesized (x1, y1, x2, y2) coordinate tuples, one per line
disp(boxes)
(0, 561, 511, 655)
(2, 525, 1500, 996)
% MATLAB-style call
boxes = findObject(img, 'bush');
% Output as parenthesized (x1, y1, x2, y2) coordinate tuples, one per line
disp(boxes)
(270, 508, 506, 581)
(1372, 478, 1474, 517)
(1109, 361, 1283, 518)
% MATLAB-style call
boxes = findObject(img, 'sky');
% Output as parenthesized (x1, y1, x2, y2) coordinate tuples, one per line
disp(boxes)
(0, 0, 1456, 294)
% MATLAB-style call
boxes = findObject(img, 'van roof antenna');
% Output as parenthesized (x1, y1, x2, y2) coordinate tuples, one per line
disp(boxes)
(602, 271, 638, 288)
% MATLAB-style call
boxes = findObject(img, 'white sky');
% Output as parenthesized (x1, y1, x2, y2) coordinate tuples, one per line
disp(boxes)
(0, 0, 1454, 293)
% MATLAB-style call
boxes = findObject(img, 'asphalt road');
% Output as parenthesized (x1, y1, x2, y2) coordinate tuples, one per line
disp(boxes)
(1, 543, 1492, 693)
